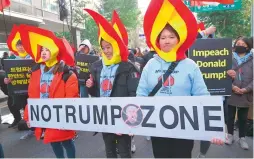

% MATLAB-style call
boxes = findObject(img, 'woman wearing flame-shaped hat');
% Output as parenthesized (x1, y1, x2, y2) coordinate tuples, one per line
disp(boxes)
(84, 9, 140, 158)
(4, 25, 31, 129)
(20, 25, 78, 158)
(137, 0, 223, 158)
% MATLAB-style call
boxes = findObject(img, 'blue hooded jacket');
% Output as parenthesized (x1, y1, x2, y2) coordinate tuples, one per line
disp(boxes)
(136, 55, 210, 96)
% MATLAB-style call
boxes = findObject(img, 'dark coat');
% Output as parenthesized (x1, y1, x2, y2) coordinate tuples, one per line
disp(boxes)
(88, 60, 140, 97)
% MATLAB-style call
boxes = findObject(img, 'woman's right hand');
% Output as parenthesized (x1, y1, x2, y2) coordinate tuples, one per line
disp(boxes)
(86, 74, 94, 88)
(4, 78, 12, 84)
(227, 70, 236, 79)
(233, 86, 243, 94)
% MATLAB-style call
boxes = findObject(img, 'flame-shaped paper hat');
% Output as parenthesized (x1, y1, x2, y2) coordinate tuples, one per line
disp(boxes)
(111, 10, 128, 46)
(19, 25, 74, 67)
(84, 9, 128, 66)
(7, 25, 29, 58)
(144, 0, 198, 62)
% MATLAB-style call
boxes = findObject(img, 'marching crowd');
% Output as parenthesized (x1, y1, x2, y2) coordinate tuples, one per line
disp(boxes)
(0, 0, 253, 158)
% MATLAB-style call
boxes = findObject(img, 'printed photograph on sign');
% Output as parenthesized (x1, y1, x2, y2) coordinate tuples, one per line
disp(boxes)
(121, 104, 144, 127)
(28, 96, 225, 142)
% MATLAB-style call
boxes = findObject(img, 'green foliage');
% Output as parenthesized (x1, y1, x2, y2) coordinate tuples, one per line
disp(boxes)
(55, 32, 72, 42)
(81, 17, 98, 49)
(55, 0, 141, 48)
(100, 0, 141, 30)
(197, 0, 252, 38)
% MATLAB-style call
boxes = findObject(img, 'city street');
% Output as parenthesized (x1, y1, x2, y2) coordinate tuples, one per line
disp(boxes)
(0, 100, 253, 158)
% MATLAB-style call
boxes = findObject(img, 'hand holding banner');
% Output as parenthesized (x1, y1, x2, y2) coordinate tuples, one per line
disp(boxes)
(28, 96, 225, 141)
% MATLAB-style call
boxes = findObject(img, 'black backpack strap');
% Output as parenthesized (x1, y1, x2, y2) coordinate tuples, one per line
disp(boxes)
(148, 61, 179, 96)
(62, 65, 74, 83)
(31, 63, 40, 73)
(62, 71, 73, 83)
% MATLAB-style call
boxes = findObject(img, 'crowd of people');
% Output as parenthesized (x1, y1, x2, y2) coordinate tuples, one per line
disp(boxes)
(0, 0, 253, 158)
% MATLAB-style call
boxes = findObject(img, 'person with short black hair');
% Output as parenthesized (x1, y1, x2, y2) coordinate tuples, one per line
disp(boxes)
(4, 40, 30, 129)
(138, 0, 223, 158)
(226, 37, 253, 150)
(85, 9, 140, 158)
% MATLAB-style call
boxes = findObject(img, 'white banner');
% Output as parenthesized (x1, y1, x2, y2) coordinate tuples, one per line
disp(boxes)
(28, 96, 225, 141)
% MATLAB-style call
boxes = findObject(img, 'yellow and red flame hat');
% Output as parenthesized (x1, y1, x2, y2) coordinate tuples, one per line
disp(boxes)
(7, 25, 29, 58)
(19, 25, 74, 67)
(84, 9, 128, 66)
(144, 0, 198, 62)
(111, 10, 128, 46)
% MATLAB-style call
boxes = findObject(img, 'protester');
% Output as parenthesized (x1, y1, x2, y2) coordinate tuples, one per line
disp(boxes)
(0, 52, 9, 95)
(226, 37, 253, 150)
(142, 48, 156, 66)
(85, 9, 140, 158)
(4, 40, 30, 129)
(1, 52, 9, 69)
(21, 25, 78, 158)
(134, 48, 145, 71)
(137, 0, 223, 158)
(76, 39, 92, 56)
(75, 39, 94, 98)
(128, 49, 136, 63)
(5, 28, 35, 139)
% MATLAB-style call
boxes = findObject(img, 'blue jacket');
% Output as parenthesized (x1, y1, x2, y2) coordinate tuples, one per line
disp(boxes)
(136, 55, 210, 96)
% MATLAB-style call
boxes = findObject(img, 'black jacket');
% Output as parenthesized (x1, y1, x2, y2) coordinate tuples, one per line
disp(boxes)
(88, 60, 140, 97)
(128, 51, 136, 63)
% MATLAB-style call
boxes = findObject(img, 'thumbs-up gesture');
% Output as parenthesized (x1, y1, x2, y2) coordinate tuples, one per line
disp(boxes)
(86, 74, 94, 88)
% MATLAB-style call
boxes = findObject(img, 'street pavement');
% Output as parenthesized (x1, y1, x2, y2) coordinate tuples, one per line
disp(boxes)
(0, 101, 253, 158)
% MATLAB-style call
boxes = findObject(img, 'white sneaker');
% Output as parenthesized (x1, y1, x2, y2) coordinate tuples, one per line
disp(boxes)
(197, 153, 206, 158)
(238, 137, 249, 150)
(225, 134, 234, 145)
(20, 130, 34, 140)
(131, 144, 136, 153)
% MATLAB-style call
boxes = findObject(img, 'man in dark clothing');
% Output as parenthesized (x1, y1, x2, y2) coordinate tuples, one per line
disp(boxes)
(1, 52, 9, 70)
(75, 39, 98, 98)
(86, 38, 140, 158)
(142, 50, 156, 66)
(4, 42, 30, 128)
(128, 49, 136, 63)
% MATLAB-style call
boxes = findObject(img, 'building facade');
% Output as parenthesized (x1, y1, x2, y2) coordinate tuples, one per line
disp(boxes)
(0, 0, 82, 50)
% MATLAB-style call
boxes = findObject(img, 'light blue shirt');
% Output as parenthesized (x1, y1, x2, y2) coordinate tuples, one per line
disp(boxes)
(136, 55, 210, 97)
(99, 61, 119, 97)
(40, 65, 55, 98)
